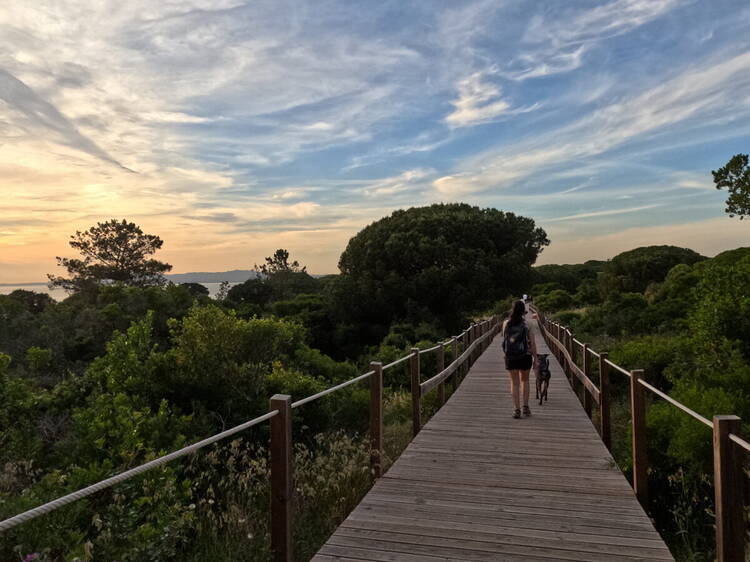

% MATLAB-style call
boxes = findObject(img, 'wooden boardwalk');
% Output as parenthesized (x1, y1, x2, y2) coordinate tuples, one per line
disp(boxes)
(313, 319, 674, 561)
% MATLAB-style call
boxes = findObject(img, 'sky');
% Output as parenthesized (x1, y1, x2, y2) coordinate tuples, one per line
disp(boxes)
(1, 0, 750, 282)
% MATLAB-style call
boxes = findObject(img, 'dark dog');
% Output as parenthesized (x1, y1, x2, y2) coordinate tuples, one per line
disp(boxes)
(535, 354, 551, 405)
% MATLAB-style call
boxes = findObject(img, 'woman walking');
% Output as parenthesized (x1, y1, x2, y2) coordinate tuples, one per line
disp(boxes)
(502, 300, 537, 418)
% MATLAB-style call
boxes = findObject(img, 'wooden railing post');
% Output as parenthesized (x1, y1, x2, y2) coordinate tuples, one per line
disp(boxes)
(713, 415, 744, 562)
(451, 337, 458, 392)
(630, 369, 648, 509)
(599, 352, 611, 451)
(369, 362, 384, 478)
(436, 344, 446, 407)
(470, 324, 477, 365)
(410, 348, 421, 437)
(462, 330, 469, 378)
(270, 394, 292, 562)
(583, 344, 592, 418)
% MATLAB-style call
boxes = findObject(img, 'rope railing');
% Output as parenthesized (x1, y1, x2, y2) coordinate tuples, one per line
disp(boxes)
(534, 307, 747, 562)
(420, 326, 496, 396)
(291, 370, 375, 409)
(0, 316, 492, 562)
(382, 354, 411, 370)
(605, 358, 632, 378)
(729, 432, 750, 453)
(638, 379, 713, 428)
(0, 410, 279, 533)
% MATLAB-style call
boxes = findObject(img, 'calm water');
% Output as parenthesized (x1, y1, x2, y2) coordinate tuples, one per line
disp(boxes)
(0, 282, 238, 301)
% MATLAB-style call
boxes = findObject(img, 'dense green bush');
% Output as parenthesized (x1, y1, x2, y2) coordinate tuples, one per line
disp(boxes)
(534, 289, 574, 312)
(599, 245, 705, 297)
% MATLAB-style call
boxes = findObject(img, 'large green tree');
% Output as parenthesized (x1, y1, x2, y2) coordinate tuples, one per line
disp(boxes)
(599, 245, 705, 297)
(48, 219, 172, 292)
(712, 153, 750, 219)
(334, 203, 549, 339)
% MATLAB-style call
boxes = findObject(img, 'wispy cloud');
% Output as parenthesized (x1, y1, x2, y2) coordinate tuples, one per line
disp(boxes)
(445, 71, 539, 127)
(434, 49, 750, 196)
(0, 68, 129, 170)
(546, 204, 660, 223)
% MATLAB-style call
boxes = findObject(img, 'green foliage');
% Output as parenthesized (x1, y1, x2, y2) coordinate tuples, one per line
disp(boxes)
(599, 245, 705, 297)
(530, 281, 563, 296)
(25, 346, 53, 373)
(712, 153, 750, 219)
(335, 203, 548, 346)
(534, 260, 605, 293)
(179, 282, 209, 297)
(688, 252, 750, 359)
(48, 219, 172, 292)
(255, 248, 305, 275)
(227, 278, 272, 307)
(534, 289, 573, 312)
(607, 334, 683, 389)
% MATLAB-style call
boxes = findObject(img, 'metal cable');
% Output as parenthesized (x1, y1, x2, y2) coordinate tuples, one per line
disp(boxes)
(291, 371, 374, 409)
(638, 379, 713, 428)
(0, 410, 279, 533)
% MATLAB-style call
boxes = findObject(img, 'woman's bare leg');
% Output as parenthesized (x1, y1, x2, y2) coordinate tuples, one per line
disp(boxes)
(508, 370, 521, 410)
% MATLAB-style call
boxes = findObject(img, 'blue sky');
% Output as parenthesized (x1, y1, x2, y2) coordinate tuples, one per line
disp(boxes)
(1, 0, 750, 281)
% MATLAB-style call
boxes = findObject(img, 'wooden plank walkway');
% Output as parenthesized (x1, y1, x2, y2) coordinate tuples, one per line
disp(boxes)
(313, 318, 674, 562)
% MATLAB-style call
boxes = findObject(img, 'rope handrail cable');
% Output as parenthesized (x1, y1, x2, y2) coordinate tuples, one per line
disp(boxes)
(419, 344, 442, 355)
(604, 358, 632, 378)
(0, 409, 279, 533)
(729, 433, 750, 453)
(638, 379, 713, 428)
(291, 371, 374, 409)
(382, 354, 411, 370)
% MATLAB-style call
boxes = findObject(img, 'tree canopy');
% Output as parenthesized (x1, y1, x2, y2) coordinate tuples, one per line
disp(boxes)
(599, 245, 705, 296)
(48, 219, 172, 292)
(334, 203, 549, 337)
(255, 248, 305, 275)
(712, 153, 750, 219)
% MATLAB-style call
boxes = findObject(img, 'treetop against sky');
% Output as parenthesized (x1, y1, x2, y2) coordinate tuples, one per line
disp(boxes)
(1, 0, 750, 282)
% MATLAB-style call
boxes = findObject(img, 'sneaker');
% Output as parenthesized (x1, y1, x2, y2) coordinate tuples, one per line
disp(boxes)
(512, 409, 522, 419)
(523, 405, 532, 417)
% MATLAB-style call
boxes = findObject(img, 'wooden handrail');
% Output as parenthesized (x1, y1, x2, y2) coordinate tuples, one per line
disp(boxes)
(534, 306, 746, 562)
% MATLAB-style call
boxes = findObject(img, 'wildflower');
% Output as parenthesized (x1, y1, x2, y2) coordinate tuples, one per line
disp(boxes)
(23, 554, 40, 562)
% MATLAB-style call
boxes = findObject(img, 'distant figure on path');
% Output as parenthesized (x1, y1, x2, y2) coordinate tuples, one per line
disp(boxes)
(502, 300, 537, 418)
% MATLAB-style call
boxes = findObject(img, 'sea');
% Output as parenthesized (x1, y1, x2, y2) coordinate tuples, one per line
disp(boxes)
(0, 282, 238, 301)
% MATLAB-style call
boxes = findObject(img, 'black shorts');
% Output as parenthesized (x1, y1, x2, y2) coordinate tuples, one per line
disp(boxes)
(505, 354, 533, 371)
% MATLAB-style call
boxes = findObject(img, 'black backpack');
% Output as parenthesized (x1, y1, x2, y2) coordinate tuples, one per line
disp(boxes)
(503, 321, 529, 357)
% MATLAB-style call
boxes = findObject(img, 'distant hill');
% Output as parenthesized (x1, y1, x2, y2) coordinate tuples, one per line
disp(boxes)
(166, 270, 258, 283)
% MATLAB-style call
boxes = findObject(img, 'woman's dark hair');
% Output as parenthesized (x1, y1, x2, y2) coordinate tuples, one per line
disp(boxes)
(509, 300, 526, 325)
